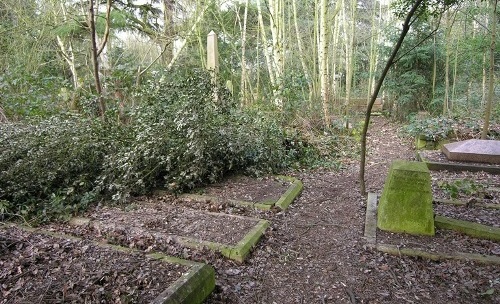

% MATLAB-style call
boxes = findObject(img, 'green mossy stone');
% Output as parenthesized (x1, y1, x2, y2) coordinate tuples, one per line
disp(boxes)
(378, 160, 435, 236)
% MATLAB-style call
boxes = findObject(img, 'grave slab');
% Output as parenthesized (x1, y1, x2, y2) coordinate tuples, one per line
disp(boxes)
(377, 160, 435, 236)
(442, 139, 500, 164)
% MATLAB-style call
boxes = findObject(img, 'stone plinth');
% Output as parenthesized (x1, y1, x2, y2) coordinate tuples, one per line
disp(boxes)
(442, 139, 500, 164)
(377, 161, 435, 236)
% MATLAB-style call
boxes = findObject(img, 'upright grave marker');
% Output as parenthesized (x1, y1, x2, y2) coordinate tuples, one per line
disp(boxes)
(207, 30, 219, 102)
(378, 160, 435, 236)
(206, 31, 219, 78)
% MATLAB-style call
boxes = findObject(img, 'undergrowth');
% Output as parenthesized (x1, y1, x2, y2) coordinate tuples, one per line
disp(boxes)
(0, 69, 348, 223)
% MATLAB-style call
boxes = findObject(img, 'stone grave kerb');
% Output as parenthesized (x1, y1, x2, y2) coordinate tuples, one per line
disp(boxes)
(377, 160, 435, 236)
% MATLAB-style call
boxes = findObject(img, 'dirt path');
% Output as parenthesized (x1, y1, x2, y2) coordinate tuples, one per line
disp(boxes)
(207, 116, 499, 303)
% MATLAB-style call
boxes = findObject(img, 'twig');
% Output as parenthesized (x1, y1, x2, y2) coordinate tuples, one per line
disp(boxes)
(1, 213, 32, 227)
(346, 288, 357, 304)
(38, 278, 53, 304)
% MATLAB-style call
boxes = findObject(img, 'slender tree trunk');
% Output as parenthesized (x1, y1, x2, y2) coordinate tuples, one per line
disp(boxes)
(161, 0, 175, 64)
(359, 0, 424, 195)
(268, 0, 285, 107)
(331, 1, 342, 113)
(88, 0, 105, 117)
(342, 0, 356, 125)
(481, 52, 487, 105)
(432, 18, 437, 100)
(240, 0, 249, 106)
(319, 0, 329, 126)
(367, 1, 380, 103)
(57, 2, 79, 91)
(443, 11, 451, 115)
(451, 30, 460, 108)
(256, 0, 277, 92)
(481, 0, 497, 139)
(292, 0, 313, 103)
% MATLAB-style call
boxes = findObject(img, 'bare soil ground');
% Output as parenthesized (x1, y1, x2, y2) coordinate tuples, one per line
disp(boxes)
(1, 116, 499, 303)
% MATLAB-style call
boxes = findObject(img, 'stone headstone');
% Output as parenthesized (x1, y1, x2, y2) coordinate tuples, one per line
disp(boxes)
(206, 31, 219, 73)
(442, 139, 500, 164)
(378, 160, 435, 236)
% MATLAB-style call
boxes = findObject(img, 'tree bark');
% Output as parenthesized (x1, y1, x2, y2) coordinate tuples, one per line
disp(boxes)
(481, 0, 497, 139)
(319, 0, 329, 126)
(88, 0, 105, 117)
(240, 0, 249, 106)
(359, 0, 424, 195)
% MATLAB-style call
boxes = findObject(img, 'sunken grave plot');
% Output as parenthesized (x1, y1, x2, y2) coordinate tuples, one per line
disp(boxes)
(56, 204, 269, 263)
(178, 175, 303, 211)
(0, 226, 215, 304)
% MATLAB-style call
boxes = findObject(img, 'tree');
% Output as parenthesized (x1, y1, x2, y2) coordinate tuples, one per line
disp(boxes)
(88, 0, 111, 118)
(359, 0, 425, 195)
(481, 0, 498, 139)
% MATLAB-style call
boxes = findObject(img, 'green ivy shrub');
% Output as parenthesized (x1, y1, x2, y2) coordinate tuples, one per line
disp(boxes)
(404, 116, 455, 141)
(0, 69, 295, 222)
(0, 115, 121, 221)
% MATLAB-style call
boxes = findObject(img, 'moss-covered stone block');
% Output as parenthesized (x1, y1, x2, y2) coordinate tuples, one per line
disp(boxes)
(377, 160, 435, 236)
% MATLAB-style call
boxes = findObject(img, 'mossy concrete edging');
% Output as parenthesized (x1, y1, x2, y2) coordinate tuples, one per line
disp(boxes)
(180, 175, 303, 211)
(417, 151, 500, 174)
(435, 215, 500, 241)
(363, 193, 500, 265)
(363, 192, 378, 247)
(175, 218, 269, 263)
(6, 225, 215, 304)
(274, 175, 303, 210)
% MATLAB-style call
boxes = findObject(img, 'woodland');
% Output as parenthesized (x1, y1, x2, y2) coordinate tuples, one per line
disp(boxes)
(1, 1, 499, 303)
(0, 0, 498, 222)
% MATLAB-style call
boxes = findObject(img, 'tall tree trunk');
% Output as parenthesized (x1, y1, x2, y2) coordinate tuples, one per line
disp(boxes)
(256, 0, 277, 92)
(342, 0, 356, 125)
(481, 0, 497, 139)
(451, 29, 460, 107)
(319, 0, 329, 126)
(88, 0, 106, 118)
(331, 1, 342, 113)
(432, 17, 437, 100)
(359, 0, 424, 195)
(161, 0, 175, 64)
(481, 52, 487, 105)
(367, 1, 380, 103)
(240, 0, 249, 107)
(269, 0, 285, 107)
(292, 0, 313, 103)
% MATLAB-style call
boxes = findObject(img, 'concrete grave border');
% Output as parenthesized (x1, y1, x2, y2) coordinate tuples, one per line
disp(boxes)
(70, 212, 269, 263)
(174, 217, 269, 263)
(364, 193, 500, 265)
(417, 151, 500, 174)
(3, 224, 215, 304)
(180, 175, 303, 211)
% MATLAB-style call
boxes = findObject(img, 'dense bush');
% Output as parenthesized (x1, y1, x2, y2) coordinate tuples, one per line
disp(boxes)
(404, 116, 455, 141)
(0, 115, 120, 221)
(0, 69, 295, 222)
